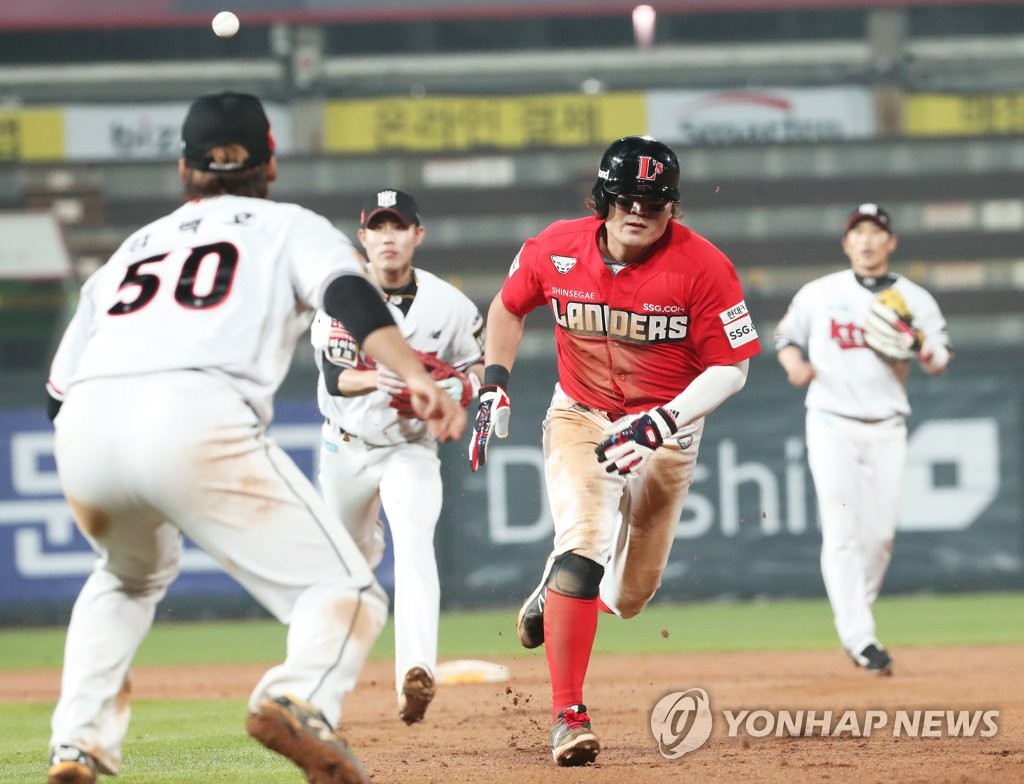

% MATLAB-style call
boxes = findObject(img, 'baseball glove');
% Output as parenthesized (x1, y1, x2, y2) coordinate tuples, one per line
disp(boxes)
(388, 351, 474, 418)
(864, 288, 924, 361)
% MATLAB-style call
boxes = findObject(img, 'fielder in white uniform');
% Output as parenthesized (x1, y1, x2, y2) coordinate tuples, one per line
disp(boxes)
(775, 203, 951, 676)
(43, 93, 463, 784)
(311, 189, 484, 724)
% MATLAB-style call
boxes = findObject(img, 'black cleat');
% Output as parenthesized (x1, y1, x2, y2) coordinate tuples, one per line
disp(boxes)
(851, 643, 893, 676)
(517, 557, 555, 649)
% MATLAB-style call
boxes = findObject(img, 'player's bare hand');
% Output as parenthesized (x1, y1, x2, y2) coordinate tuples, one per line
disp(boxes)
(786, 362, 815, 388)
(376, 365, 407, 396)
(407, 375, 466, 441)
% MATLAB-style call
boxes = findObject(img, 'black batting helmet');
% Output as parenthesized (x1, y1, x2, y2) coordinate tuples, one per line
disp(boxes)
(591, 135, 680, 218)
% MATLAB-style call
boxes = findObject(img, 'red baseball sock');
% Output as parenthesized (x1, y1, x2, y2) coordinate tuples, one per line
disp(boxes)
(597, 597, 615, 614)
(544, 589, 598, 722)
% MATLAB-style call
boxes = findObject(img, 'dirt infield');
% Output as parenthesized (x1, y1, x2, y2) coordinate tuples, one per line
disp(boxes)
(6, 645, 1022, 783)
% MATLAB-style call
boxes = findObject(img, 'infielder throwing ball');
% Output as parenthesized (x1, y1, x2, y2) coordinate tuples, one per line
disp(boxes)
(470, 136, 760, 765)
(775, 203, 952, 676)
(311, 189, 484, 724)
(43, 92, 464, 784)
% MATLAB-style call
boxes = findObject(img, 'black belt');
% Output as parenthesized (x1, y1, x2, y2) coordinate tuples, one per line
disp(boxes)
(572, 402, 626, 421)
(831, 412, 902, 425)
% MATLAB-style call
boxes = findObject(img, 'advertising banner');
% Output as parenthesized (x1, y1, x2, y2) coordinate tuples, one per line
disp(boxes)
(2, 351, 1020, 620)
(63, 103, 293, 161)
(0, 109, 64, 161)
(905, 93, 1024, 136)
(0, 401, 393, 619)
(647, 86, 875, 145)
(323, 93, 645, 153)
(436, 350, 1022, 607)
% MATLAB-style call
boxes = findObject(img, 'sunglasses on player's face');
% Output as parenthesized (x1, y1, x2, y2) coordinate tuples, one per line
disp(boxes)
(612, 195, 671, 213)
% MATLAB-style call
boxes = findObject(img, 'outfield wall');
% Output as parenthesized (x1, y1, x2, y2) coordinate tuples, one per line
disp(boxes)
(1, 348, 1020, 623)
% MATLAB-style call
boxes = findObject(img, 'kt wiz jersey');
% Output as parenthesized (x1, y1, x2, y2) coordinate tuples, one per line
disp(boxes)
(501, 216, 761, 415)
(774, 270, 949, 419)
(47, 194, 366, 425)
(311, 268, 484, 446)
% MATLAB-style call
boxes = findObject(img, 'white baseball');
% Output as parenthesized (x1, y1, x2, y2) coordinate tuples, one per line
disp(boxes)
(212, 11, 240, 38)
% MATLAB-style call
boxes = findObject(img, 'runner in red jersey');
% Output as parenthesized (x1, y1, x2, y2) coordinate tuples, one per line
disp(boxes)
(469, 136, 761, 767)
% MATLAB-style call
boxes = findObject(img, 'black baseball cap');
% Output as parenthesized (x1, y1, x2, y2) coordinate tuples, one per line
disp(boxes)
(181, 91, 275, 172)
(360, 189, 421, 228)
(844, 203, 893, 234)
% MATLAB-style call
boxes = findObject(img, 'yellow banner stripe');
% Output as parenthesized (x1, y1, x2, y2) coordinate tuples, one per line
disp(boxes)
(906, 93, 1024, 136)
(0, 109, 64, 161)
(324, 93, 646, 153)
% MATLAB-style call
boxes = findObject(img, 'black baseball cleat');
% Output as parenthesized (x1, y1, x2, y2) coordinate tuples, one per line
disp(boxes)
(851, 643, 893, 676)
(517, 558, 557, 649)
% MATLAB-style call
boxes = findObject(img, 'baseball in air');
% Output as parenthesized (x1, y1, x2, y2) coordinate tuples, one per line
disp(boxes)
(212, 11, 240, 38)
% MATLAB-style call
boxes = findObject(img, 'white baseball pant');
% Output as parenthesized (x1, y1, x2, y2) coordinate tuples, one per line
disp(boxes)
(541, 386, 703, 616)
(806, 409, 906, 655)
(50, 372, 386, 774)
(318, 424, 442, 695)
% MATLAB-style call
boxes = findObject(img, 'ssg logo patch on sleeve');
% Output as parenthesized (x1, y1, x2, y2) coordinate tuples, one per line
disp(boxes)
(719, 300, 759, 348)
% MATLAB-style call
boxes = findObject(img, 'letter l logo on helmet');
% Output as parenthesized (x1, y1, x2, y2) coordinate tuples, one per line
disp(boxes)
(636, 156, 664, 181)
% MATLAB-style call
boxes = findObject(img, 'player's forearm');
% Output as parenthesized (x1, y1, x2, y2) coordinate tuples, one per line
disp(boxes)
(483, 294, 526, 376)
(335, 368, 378, 396)
(663, 361, 748, 427)
(776, 344, 805, 373)
(361, 326, 433, 387)
(777, 344, 815, 386)
(465, 362, 485, 396)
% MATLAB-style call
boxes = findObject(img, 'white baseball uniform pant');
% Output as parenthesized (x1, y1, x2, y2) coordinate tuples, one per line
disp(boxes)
(318, 424, 442, 695)
(806, 409, 906, 655)
(50, 372, 386, 774)
(541, 386, 703, 616)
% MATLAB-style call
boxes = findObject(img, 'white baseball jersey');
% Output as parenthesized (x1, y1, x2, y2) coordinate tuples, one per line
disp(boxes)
(47, 194, 366, 425)
(774, 270, 949, 420)
(46, 193, 387, 771)
(311, 268, 484, 445)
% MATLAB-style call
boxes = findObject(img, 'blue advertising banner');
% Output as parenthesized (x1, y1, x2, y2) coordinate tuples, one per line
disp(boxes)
(0, 402, 394, 617)
(2, 349, 1021, 622)
(436, 350, 1023, 607)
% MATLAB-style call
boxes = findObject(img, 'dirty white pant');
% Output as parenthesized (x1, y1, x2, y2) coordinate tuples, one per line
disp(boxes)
(318, 423, 442, 695)
(542, 386, 703, 617)
(50, 372, 386, 774)
(806, 409, 906, 655)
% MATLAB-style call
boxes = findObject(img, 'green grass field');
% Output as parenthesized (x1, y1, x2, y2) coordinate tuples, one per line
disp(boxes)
(2, 592, 1022, 783)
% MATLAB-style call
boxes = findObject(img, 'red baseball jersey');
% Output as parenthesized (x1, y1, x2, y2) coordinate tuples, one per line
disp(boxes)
(500, 216, 760, 415)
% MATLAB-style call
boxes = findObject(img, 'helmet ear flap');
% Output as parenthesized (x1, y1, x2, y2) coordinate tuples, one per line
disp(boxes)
(591, 180, 610, 219)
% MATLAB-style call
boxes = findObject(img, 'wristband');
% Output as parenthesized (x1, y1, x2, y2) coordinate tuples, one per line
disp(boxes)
(483, 364, 510, 389)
